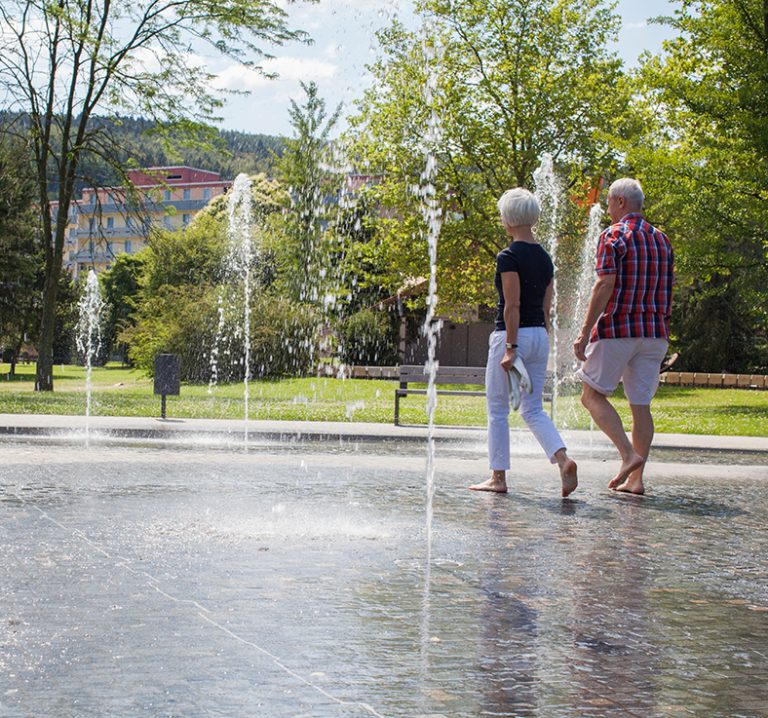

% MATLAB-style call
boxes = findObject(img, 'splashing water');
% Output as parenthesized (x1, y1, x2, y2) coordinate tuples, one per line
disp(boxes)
(75, 269, 105, 444)
(573, 203, 604, 360)
(416, 8, 444, 687)
(216, 173, 255, 447)
(533, 153, 564, 422)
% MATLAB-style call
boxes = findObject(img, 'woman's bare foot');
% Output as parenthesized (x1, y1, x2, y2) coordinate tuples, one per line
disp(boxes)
(560, 458, 578, 497)
(469, 471, 508, 493)
(554, 448, 578, 497)
(607, 452, 645, 490)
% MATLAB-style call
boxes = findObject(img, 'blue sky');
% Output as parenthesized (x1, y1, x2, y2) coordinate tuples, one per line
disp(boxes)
(211, 0, 680, 137)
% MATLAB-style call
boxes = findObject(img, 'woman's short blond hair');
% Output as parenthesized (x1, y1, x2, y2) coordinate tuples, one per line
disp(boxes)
(497, 188, 541, 228)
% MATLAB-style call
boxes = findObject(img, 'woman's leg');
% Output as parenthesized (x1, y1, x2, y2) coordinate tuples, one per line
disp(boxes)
(518, 328, 578, 496)
(470, 331, 509, 492)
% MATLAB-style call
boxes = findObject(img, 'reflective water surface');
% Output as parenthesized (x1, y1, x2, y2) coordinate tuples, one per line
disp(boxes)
(1, 439, 767, 717)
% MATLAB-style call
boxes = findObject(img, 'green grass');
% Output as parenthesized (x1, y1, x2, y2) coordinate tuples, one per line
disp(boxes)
(1, 363, 767, 436)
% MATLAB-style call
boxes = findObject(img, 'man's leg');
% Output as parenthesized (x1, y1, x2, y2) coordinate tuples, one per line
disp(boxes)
(611, 404, 653, 494)
(580, 384, 645, 488)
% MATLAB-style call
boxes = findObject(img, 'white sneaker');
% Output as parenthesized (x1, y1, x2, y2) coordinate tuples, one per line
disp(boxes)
(506, 356, 532, 411)
(507, 368, 522, 411)
(512, 356, 532, 395)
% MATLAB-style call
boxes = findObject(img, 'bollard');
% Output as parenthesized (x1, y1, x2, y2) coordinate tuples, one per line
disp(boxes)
(154, 354, 180, 419)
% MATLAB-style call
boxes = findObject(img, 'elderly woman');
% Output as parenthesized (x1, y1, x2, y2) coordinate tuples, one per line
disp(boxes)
(470, 188, 578, 496)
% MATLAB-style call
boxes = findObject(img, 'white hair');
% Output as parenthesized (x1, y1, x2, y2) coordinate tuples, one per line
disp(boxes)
(497, 187, 541, 227)
(608, 178, 645, 208)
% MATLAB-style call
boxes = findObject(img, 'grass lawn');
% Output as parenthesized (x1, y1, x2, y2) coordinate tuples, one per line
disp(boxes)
(1, 362, 767, 436)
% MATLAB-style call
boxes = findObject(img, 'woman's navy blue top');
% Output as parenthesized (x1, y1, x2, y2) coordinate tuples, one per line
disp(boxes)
(494, 241, 554, 331)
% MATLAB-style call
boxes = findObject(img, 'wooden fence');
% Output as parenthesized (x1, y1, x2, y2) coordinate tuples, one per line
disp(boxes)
(660, 372, 767, 389)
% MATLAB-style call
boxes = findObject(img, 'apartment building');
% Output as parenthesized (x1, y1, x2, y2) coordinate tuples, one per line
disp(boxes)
(68, 166, 231, 277)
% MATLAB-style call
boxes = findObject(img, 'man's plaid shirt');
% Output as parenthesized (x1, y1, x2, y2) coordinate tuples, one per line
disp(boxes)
(592, 212, 674, 341)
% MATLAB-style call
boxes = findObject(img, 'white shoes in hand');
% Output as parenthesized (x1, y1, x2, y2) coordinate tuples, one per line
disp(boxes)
(506, 356, 532, 411)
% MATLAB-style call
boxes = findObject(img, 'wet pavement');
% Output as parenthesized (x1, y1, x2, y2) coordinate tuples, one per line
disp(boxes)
(1, 436, 767, 717)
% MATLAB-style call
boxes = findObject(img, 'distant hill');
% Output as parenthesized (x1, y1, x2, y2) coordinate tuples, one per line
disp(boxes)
(0, 112, 287, 194)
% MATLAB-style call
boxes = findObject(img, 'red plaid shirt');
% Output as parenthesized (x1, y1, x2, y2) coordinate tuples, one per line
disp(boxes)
(592, 213, 674, 341)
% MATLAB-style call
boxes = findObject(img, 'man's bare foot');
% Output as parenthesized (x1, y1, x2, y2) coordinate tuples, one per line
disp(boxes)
(612, 478, 645, 495)
(469, 475, 508, 493)
(607, 453, 645, 490)
(560, 459, 578, 497)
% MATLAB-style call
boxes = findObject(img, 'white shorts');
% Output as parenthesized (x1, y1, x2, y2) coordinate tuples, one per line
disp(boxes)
(576, 337, 668, 405)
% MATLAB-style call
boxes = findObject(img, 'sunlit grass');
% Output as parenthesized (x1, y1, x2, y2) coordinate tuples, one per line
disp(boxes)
(1, 362, 766, 436)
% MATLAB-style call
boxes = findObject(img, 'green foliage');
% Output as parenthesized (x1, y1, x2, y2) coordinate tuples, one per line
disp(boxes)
(336, 309, 398, 366)
(273, 81, 343, 304)
(0, 0, 309, 390)
(348, 0, 630, 315)
(0, 137, 40, 370)
(622, 0, 768, 372)
(100, 254, 146, 363)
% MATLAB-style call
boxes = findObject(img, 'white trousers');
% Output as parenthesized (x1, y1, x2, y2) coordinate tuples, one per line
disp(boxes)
(486, 328, 566, 471)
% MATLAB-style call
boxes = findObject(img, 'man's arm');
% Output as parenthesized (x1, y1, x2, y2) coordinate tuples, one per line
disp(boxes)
(573, 273, 616, 361)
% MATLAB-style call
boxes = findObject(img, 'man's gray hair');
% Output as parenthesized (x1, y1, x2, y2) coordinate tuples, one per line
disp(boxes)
(608, 178, 645, 208)
(497, 187, 541, 227)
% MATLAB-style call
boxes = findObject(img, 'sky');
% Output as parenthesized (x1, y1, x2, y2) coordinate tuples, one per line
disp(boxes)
(209, 0, 681, 137)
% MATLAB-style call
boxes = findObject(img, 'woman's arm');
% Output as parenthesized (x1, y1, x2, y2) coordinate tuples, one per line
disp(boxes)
(501, 271, 520, 372)
(543, 281, 553, 334)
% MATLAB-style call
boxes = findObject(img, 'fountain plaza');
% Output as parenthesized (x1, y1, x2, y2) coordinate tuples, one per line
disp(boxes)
(1, 415, 767, 717)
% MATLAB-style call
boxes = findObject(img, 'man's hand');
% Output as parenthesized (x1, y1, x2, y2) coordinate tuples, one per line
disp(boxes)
(573, 333, 589, 362)
(500, 348, 516, 372)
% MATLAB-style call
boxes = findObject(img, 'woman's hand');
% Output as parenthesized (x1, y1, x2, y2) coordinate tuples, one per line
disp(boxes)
(500, 348, 516, 372)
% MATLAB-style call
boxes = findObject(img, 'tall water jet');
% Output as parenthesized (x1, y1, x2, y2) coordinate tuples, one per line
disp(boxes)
(75, 269, 105, 444)
(533, 154, 564, 421)
(415, 8, 444, 683)
(224, 173, 255, 446)
(572, 203, 604, 360)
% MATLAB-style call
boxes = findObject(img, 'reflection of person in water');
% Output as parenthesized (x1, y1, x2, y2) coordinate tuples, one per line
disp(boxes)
(567, 498, 658, 713)
(471, 188, 577, 497)
(474, 502, 540, 716)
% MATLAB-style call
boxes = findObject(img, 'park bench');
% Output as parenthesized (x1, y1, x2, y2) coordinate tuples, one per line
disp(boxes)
(393, 364, 553, 426)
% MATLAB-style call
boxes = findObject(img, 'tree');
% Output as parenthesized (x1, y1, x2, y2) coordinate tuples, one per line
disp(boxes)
(0, 0, 310, 390)
(348, 0, 630, 314)
(623, 0, 768, 371)
(274, 81, 342, 305)
(100, 253, 145, 364)
(0, 138, 41, 375)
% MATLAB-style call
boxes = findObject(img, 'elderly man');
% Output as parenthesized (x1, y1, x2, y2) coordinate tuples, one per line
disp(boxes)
(573, 178, 673, 494)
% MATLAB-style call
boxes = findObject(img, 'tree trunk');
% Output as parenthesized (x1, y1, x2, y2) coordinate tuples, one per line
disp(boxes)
(35, 267, 59, 391)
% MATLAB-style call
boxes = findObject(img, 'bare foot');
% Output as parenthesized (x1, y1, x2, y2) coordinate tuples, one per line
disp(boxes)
(560, 458, 578, 497)
(469, 477, 508, 493)
(607, 453, 645, 490)
(613, 478, 645, 495)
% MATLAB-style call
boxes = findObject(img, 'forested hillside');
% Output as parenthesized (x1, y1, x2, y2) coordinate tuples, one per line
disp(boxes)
(0, 112, 286, 193)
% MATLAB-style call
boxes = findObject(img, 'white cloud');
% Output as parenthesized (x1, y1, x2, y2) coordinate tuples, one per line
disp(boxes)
(213, 56, 337, 91)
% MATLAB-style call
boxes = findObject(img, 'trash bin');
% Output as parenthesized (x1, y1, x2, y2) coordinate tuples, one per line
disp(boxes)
(154, 354, 180, 418)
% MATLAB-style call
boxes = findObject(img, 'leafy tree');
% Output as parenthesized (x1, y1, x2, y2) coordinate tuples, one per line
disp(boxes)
(100, 254, 145, 364)
(0, 138, 41, 375)
(0, 0, 310, 390)
(349, 0, 630, 315)
(622, 0, 768, 371)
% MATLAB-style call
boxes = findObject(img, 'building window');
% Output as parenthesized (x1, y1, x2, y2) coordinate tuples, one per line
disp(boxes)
(164, 189, 172, 201)
(107, 216, 114, 229)
(182, 213, 190, 226)
(89, 218, 95, 232)
(125, 240, 132, 254)
(163, 216, 172, 229)
(183, 188, 191, 200)
(106, 241, 113, 254)
(203, 188, 211, 200)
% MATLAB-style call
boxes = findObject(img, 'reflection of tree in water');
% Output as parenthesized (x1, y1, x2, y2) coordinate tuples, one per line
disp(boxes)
(566, 498, 659, 714)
